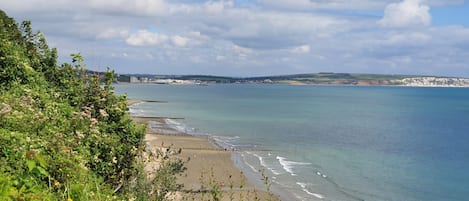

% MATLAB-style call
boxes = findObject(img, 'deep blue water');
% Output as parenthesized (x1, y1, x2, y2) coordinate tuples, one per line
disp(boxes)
(115, 84, 469, 201)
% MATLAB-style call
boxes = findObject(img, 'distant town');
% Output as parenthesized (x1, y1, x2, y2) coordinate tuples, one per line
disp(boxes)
(114, 73, 469, 87)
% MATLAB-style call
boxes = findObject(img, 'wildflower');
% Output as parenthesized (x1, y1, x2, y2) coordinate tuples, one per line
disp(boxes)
(93, 155, 100, 162)
(67, 198, 73, 201)
(91, 128, 99, 134)
(82, 106, 91, 112)
(0, 103, 11, 114)
(91, 118, 98, 125)
(76, 131, 84, 139)
(99, 109, 108, 117)
(54, 181, 60, 187)
(112, 156, 117, 164)
(20, 96, 33, 104)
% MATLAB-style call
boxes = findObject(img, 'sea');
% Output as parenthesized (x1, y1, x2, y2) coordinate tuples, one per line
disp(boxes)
(114, 84, 469, 201)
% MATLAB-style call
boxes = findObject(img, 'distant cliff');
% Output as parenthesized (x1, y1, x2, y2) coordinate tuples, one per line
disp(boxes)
(399, 77, 469, 87)
(115, 73, 469, 87)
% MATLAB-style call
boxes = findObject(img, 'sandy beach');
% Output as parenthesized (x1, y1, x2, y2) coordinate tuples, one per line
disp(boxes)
(129, 101, 279, 201)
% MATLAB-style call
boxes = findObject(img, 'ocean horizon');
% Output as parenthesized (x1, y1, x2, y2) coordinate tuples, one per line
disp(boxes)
(115, 84, 469, 201)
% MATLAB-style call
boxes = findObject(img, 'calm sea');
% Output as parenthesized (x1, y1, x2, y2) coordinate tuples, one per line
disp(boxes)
(114, 84, 469, 201)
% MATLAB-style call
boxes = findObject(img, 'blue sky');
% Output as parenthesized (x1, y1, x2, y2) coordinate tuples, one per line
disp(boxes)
(432, 3, 469, 26)
(1, 0, 469, 77)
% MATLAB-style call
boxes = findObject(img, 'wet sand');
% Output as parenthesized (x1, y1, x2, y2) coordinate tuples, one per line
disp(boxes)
(129, 100, 279, 200)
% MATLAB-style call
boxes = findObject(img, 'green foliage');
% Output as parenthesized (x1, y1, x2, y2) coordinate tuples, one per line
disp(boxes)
(0, 11, 53, 89)
(0, 9, 185, 201)
(128, 145, 186, 201)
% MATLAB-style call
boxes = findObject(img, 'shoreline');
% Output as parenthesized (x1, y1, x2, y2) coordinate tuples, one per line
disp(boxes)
(129, 100, 281, 200)
(116, 82, 469, 88)
(119, 85, 469, 201)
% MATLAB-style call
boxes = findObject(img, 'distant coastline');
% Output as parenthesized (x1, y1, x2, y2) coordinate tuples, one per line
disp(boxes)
(115, 72, 469, 87)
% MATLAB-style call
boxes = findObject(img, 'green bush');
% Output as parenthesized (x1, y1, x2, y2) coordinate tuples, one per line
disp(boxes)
(0, 9, 161, 201)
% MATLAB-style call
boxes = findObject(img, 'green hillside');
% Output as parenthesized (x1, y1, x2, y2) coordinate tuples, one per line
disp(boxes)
(1, 10, 183, 201)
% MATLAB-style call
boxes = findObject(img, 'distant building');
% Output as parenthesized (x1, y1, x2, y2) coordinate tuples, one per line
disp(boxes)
(130, 76, 140, 83)
(155, 79, 172, 84)
(401, 77, 469, 87)
(116, 74, 130, 82)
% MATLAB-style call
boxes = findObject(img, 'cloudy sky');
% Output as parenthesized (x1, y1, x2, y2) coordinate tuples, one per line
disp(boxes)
(1, 0, 469, 77)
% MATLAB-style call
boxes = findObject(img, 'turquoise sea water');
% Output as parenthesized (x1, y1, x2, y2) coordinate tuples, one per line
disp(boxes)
(115, 84, 469, 201)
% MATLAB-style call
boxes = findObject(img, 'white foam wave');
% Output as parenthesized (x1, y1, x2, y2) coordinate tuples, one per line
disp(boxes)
(316, 171, 327, 178)
(164, 119, 190, 133)
(276, 156, 311, 176)
(210, 136, 238, 150)
(129, 108, 145, 116)
(131, 102, 144, 107)
(296, 182, 325, 199)
(129, 102, 146, 116)
(220, 136, 240, 140)
(251, 153, 281, 175)
(241, 153, 259, 172)
(148, 120, 181, 135)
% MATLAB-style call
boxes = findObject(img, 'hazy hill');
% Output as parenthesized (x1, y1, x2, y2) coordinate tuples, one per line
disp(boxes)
(117, 72, 469, 87)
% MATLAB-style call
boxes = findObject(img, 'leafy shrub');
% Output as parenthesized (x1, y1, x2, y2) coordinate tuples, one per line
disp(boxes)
(0, 9, 155, 201)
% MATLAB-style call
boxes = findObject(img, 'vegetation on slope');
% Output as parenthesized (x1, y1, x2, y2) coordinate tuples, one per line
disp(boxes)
(120, 73, 414, 85)
(0, 10, 185, 201)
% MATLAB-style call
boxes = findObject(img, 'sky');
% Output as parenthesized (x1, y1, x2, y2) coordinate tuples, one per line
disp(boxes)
(1, 0, 469, 77)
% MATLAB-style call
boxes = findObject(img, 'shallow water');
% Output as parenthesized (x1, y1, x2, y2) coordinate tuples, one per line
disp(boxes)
(115, 84, 469, 201)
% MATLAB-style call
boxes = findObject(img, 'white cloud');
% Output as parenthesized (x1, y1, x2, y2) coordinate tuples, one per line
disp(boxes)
(190, 55, 204, 63)
(187, 31, 209, 40)
(171, 35, 190, 47)
(96, 28, 130, 39)
(216, 55, 226, 61)
(204, 1, 233, 15)
(259, 0, 388, 10)
(126, 30, 168, 46)
(385, 32, 431, 45)
(0, 0, 75, 12)
(210, 9, 352, 49)
(291, 45, 311, 54)
(2, 0, 469, 77)
(259, 0, 461, 11)
(230, 44, 254, 60)
(379, 0, 432, 28)
(87, 0, 168, 16)
(145, 52, 155, 60)
(231, 44, 253, 55)
(125, 30, 197, 48)
(186, 31, 209, 46)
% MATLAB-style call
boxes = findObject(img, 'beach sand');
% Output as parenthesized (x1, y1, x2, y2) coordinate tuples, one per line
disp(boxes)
(127, 99, 144, 106)
(130, 101, 279, 201)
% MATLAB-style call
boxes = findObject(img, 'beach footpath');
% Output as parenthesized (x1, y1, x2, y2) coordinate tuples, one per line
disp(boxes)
(129, 100, 280, 201)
